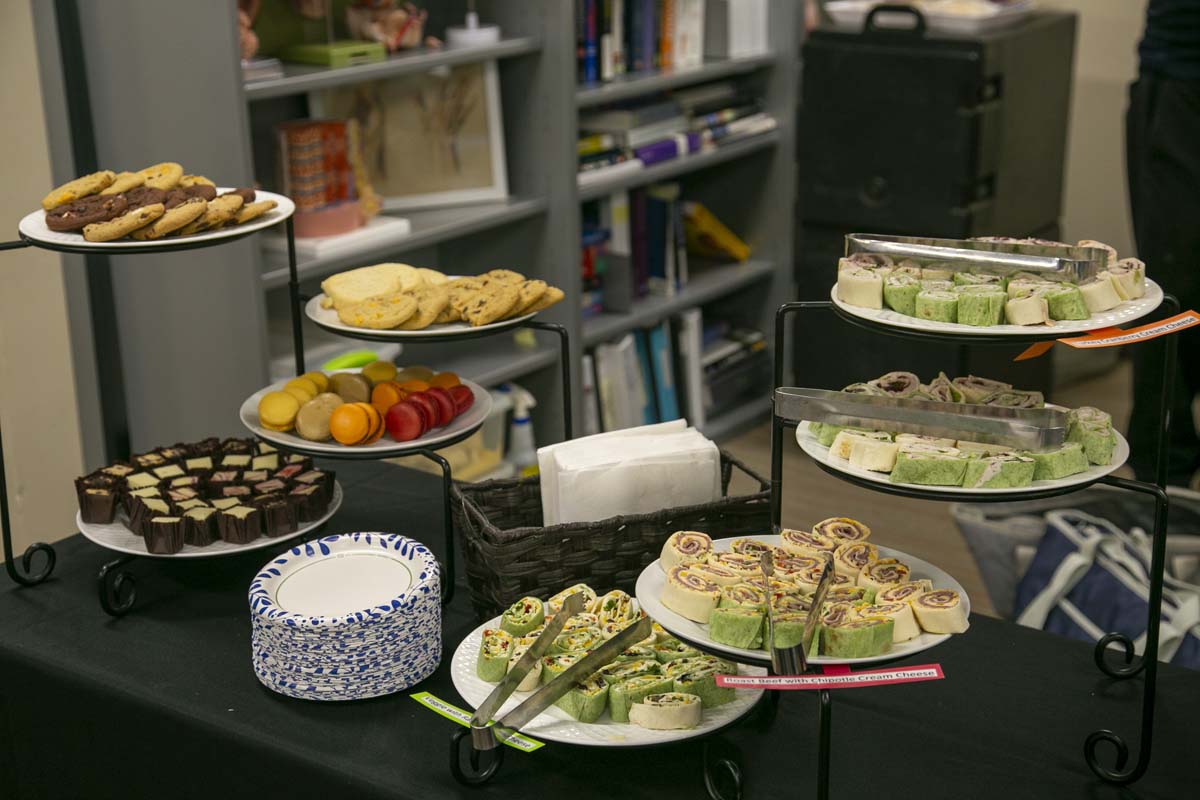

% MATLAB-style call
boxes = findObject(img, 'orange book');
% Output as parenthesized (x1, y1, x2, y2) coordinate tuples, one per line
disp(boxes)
(660, 0, 674, 69)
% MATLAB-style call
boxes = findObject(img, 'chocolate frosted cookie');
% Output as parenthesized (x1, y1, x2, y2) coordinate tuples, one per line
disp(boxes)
(44, 194, 128, 232)
(121, 186, 167, 210)
(220, 188, 256, 204)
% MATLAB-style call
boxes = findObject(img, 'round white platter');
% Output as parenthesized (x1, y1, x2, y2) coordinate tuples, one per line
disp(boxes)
(76, 482, 342, 559)
(306, 294, 536, 340)
(636, 536, 969, 666)
(795, 422, 1128, 496)
(239, 371, 491, 457)
(450, 616, 765, 747)
(19, 188, 294, 250)
(830, 278, 1163, 336)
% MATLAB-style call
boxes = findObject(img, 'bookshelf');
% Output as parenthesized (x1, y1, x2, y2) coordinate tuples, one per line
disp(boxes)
(40, 0, 799, 454)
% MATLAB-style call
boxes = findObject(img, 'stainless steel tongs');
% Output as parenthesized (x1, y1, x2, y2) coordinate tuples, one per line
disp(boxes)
(469, 593, 653, 751)
(762, 551, 835, 675)
(775, 387, 1068, 451)
(846, 233, 1110, 283)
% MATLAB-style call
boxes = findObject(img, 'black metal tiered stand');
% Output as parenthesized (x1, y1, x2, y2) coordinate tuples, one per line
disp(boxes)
(770, 295, 1179, 796)
(1, 215, 574, 619)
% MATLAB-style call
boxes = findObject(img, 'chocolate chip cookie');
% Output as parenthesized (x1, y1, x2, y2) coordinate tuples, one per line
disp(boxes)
(44, 194, 129, 232)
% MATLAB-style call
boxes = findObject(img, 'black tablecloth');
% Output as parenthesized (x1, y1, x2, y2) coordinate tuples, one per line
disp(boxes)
(1, 463, 1194, 799)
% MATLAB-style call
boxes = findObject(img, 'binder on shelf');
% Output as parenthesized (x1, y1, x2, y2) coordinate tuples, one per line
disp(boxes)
(648, 321, 680, 421)
(676, 307, 707, 428)
(595, 334, 651, 431)
(634, 330, 660, 425)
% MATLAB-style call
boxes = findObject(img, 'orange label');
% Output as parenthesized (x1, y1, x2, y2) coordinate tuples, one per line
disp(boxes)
(1015, 311, 1200, 361)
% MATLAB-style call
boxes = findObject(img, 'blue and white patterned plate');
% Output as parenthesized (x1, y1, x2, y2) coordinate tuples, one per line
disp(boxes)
(248, 532, 442, 702)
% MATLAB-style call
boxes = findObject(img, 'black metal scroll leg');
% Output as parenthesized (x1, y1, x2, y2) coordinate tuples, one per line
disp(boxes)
(416, 449, 455, 607)
(702, 739, 743, 800)
(770, 413, 785, 534)
(286, 216, 306, 375)
(522, 320, 573, 440)
(1, 418, 56, 586)
(98, 555, 137, 617)
(773, 300, 833, 390)
(817, 689, 832, 800)
(449, 728, 504, 785)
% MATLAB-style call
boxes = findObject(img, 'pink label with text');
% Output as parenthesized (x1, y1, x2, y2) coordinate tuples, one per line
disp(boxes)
(715, 664, 944, 691)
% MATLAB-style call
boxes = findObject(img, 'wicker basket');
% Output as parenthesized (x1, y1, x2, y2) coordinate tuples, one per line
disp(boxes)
(451, 450, 771, 619)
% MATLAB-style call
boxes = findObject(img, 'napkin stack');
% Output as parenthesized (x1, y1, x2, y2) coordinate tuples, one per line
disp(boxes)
(537, 420, 721, 525)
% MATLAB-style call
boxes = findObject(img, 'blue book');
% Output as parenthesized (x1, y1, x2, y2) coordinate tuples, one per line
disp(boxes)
(584, 0, 599, 83)
(634, 330, 659, 424)
(647, 321, 680, 421)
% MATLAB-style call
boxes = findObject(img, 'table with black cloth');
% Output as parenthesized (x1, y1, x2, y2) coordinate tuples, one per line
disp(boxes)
(0, 462, 1194, 799)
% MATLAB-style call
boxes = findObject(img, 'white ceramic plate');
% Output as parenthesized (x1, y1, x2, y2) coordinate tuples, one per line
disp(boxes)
(830, 279, 1163, 337)
(76, 482, 342, 559)
(450, 616, 765, 747)
(795, 422, 1128, 496)
(18, 188, 294, 250)
(636, 536, 969, 666)
(306, 294, 536, 339)
(239, 372, 491, 457)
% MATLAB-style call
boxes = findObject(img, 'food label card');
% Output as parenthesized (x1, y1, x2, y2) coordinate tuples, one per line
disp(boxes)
(715, 663, 944, 691)
(1015, 310, 1200, 361)
(411, 692, 544, 752)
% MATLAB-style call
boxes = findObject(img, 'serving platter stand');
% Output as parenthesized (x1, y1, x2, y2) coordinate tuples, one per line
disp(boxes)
(769, 293, 1179, 795)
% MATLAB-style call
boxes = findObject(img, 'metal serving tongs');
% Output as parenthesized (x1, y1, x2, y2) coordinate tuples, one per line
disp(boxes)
(452, 593, 653, 785)
(762, 551, 835, 675)
(846, 233, 1110, 283)
(775, 387, 1068, 451)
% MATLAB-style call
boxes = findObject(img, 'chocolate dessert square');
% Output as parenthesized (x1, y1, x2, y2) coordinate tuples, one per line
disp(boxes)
(274, 464, 304, 481)
(259, 499, 298, 537)
(123, 486, 161, 515)
(256, 441, 277, 455)
(252, 453, 279, 471)
(158, 446, 188, 462)
(145, 516, 184, 554)
(126, 472, 159, 491)
(210, 497, 241, 510)
(207, 471, 238, 494)
(153, 464, 185, 480)
(218, 505, 261, 545)
(170, 475, 201, 489)
(182, 507, 219, 547)
(242, 469, 269, 484)
(173, 498, 208, 512)
(184, 456, 213, 472)
(130, 498, 171, 537)
(283, 454, 313, 472)
(189, 437, 221, 458)
(220, 438, 253, 456)
(254, 479, 287, 496)
(221, 454, 252, 469)
(101, 463, 136, 479)
(75, 473, 114, 500)
(294, 469, 335, 503)
(168, 487, 199, 503)
(221, 485, 252, 498)
(288, 484, 328, 522)
(132, 452, 166, 469)
(80, 488, 117, 525)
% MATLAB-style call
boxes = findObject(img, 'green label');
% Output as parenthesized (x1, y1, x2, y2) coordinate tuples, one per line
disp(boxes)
(410, 692, 544, 753)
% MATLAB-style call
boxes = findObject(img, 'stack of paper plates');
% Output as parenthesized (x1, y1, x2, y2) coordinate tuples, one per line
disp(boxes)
(248, 532, 441, 701)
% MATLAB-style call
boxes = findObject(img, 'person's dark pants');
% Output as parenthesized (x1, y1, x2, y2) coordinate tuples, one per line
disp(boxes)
(1126, 72, 1200, 486)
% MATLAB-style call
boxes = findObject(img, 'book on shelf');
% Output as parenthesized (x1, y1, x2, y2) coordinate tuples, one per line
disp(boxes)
(580, 97, 681, 131)
(242, 57, 284, 82)
(683, 200, 751, 262)
(705, 0, 770, 59)
(595, 334, 651, 431)
(579, 0, 733, 81)
(601, 0, 626, 81)
(675, 307, 707, 429)
(647, 320, 680, 420)
(583, 0, 600, 83)
(581, 353, 603, 436)
(577, 158, 645, 187)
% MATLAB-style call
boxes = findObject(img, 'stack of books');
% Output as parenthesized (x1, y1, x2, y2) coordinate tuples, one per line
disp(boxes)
(576, 0, 770, 83)
(576, 81, 777, 185)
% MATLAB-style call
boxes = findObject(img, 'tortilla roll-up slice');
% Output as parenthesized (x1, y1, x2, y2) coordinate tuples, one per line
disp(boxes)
(664, 655, 737, 680)
(980, 388, 1044, 409)
(553, 676, 609, 723)
(921, 265, 954, 281)
(771, 552, 826, 579)
(883, 273, 921, 316)
(829, 429, 892, 460)
(600, 619, 655, 647)
(1005, 294, 1051, 325)
(890, 444, 969, 486)
(765, 610, 811, 650)
(729, 537, 776, 558)
(955, 440, 1016, 457)
(952, 375, 1010, 404)
(912, 589, 969, 634)
(838, 267, 884, 309)
(476, 628, 515, 683)
(1030, 442, 1090, 480)
(540, 652, 584, 684)
(690, 562, 744, 587)
(596, 589, 638, 627)
(597, 658, 661, 687)
(608, 674, 675, 723)
(859, 558, 912, 597)
(914, 290, 958, 323)
(709, 606, 764, 649)
(896, 433, 957, 449)
(653, 638, 703, 664)
(826, 585, 875, 605)
(1069, 406, 1113, 430)
(1079, 276, 1123, 312)
(719, 582, 767, 610)
(875, 580, 934, 606)
(961, 453, 1036, 489)
(500, 596, 545, 637)
(1112, 258, 1146, 299)
(832, 541, 879, 580)
(672, 662, 736, 708)
(547, 583, 598, 616)
(1067, 420, 1118, 465)
(869, 370, 922, 397)
(660, 530, 712, 571)
(952, 271, 1004, 287)
(822, 616, 895, 658)
(847, 436, 899, 472)
(744, 574, 804, 598)
(706, 551, 763, 580)
(507, 642, 543, 692)
(660, 565, 721, 623)
(1044, 284, 1090, 320)
(813, 517, 872, 544)
(771, 592, 813, 615)
(614, 645, 658, 663)
(629, 692, 703, 730)
(857, 602, 921, 642)
(955, 287, 1006, 326)
(781, 527, 838, 558)
(550, 625, 604, 655)
(559, 612, 599, 632)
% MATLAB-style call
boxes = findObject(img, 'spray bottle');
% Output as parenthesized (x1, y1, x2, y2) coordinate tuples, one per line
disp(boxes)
(502, 383, 538, 478)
